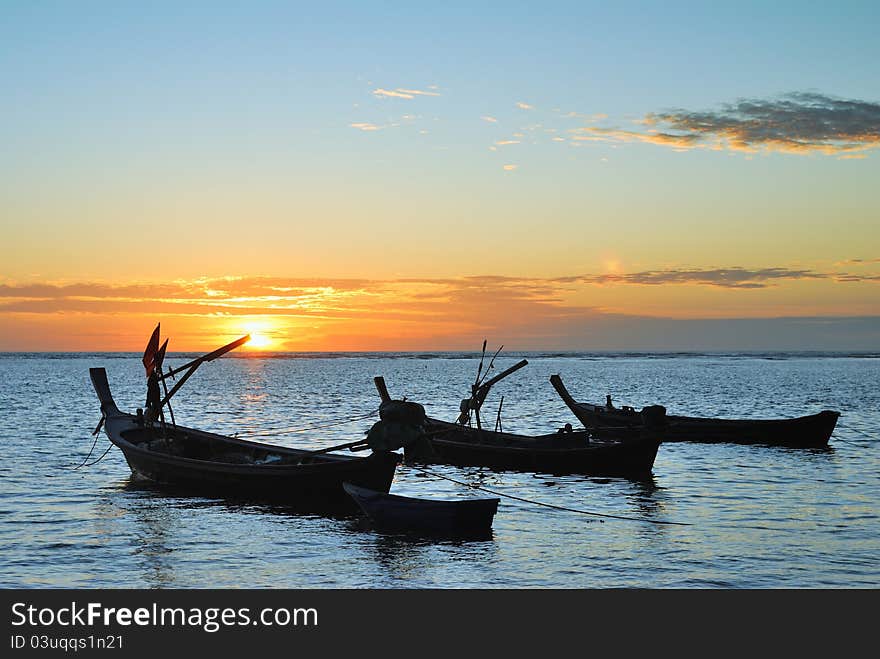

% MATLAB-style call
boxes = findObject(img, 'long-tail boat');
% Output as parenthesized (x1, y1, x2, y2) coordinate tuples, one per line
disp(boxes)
(372, 344, 663, 477)
(550, 374, 839, 448)
(88, 327, 399, 508)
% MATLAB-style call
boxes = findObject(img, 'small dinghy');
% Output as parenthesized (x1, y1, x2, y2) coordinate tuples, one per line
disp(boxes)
(343, 482, 499, 537)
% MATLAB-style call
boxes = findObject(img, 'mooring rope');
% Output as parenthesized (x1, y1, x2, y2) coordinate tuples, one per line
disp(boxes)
(833, 437, 867, 447)
(78, 443, 115, 468)
(412, 466, 692, 526)
(835, 422, 878, 444)
(412, 466, 851, 533)
(71, 433, 101, 470)
(230, 408, 380, 438)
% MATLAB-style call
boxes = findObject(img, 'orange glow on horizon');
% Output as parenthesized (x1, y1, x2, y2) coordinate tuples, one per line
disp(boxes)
(0, 269, 878, 351)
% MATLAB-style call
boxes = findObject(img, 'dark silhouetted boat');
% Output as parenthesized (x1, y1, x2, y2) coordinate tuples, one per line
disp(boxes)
(373, 375, 662, 477)
(550, 374, 840, 448)
(89, 365, 399, 508)
(343, 482, 499, 537)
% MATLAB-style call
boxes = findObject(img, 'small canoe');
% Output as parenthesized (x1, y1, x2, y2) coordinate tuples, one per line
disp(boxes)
(90, 367, 400, 509)
(343, 482, 499, 536)
(550, 374, 840, 448)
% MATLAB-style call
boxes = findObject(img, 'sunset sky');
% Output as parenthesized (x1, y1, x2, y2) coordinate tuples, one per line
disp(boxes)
(2, 1, 879, 351)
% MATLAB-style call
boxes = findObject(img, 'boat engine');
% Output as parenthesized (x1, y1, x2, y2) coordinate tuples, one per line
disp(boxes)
(640, 405, 667, 428)
(365, 399, 428, 452)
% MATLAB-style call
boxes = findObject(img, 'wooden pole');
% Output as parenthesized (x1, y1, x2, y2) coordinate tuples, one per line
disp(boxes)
(477, 344, 504, 387)
(494, 395, 504, 432)
(159, 335, 250, 380)
(474, 340, 487, 390)
(158, 335, 250, 408)
(159, 365, 176, 429)
(300, 439, 370, 457)
(374, 376, 392, 403)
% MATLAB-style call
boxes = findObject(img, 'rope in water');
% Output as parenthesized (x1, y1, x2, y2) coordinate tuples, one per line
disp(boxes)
(78, 443, 115, 468)
(835, 422, 878, 444)
(414, 467, 850, 533)
(230, 409, 380, 438)
(412, 466, 692, 526)
(71, 432, 101, 470)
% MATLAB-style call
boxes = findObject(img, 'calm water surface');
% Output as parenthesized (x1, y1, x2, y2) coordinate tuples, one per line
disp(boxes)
(1, 352, 878, 588)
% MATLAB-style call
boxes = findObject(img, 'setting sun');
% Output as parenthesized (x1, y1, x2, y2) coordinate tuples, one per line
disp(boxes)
(237, 319, 281, 350)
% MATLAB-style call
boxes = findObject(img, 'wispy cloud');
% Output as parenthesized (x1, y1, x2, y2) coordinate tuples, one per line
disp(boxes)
(3, 268, 878, 349)
(3, 264, 876, 314)
(503, 164, 518, 171)
(495, 140, 520, 146)
(372, 87, 440, 99)
(396, 88, 441, 97)
(350, 122, 382, 131)
(516, 102, 534, 110)
(565, 267, 827, 289)
(573, 127, 704, 150)
(481, 115, 498, 123)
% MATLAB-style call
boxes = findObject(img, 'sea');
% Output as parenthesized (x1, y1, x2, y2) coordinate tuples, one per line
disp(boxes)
(1, 351, 877, 588)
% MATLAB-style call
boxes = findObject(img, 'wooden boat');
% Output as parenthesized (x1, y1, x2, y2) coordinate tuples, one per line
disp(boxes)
(374, 375, 662, 477)
(343, 482, 499, 536)
(90, 367, 399, 507)
(550, 374, 840, 448)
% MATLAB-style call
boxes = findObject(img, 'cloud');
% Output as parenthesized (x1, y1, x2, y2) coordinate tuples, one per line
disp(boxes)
(3, 265, 876, 319)
(350, 122, 382, 131)
(3, 269, 879, 349)
(372, 87, 440, 99)
(0, 266, 880, 333)
(572, 127, 703, 150)
(503, 164, 518, 171)
(396, 88, 441, 97)
(640, 92, 880, 156)
(495, 140, 520, 146)
(481, 116, 498, 123)
(571, 267, 826, 289)
(516, 102, 534, 110)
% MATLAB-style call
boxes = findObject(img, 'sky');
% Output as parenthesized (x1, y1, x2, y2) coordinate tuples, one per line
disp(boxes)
(1, 1, 879, 351)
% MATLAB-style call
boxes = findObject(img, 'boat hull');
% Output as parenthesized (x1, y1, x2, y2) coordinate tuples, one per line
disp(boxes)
(548, 374, 840, 448)
(91, 367, 399, 509)
(115, 434, 400, 506)
(571, 405, 839, 448)
(343, 482, 499, 536)
(405, 419, 660, 477)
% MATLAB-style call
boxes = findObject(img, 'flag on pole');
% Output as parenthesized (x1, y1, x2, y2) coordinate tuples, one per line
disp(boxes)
(142, 324, 161, 377)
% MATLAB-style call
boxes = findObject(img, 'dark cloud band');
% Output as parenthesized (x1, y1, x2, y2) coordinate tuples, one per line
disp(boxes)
(644, 92, 880, 155)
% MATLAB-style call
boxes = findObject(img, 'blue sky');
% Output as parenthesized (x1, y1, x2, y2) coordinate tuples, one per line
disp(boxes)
(1, 1, 879, 349)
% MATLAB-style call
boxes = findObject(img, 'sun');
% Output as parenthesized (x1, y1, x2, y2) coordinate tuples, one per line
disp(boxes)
(247, 332, 273, 349)
(238, 320, 280, 350)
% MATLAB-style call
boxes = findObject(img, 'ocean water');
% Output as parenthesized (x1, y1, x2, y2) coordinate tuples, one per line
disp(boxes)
(0, 352, 877, 588)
